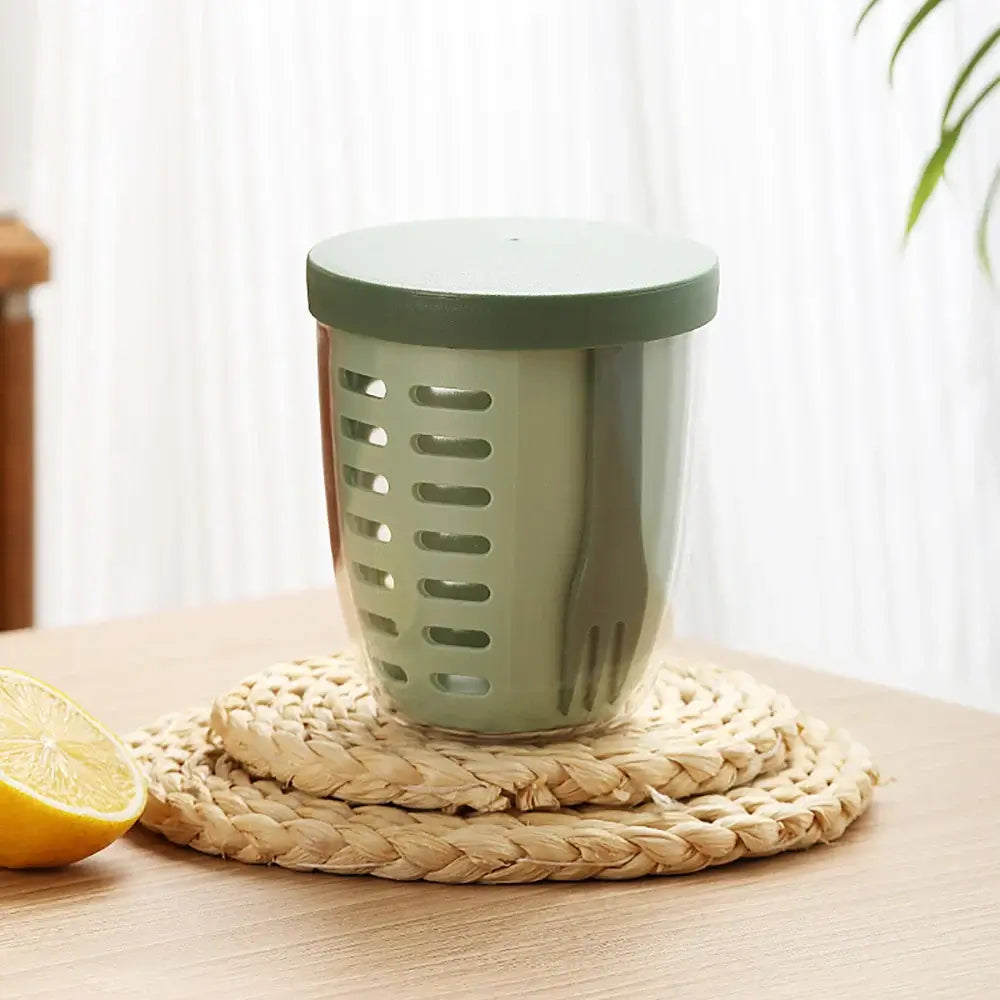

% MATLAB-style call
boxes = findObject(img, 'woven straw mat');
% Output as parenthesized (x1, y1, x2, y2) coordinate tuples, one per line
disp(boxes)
(128, 653, 878, 884)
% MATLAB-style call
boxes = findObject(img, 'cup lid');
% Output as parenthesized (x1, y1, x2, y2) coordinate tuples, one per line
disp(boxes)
(307, 217, 719, 350)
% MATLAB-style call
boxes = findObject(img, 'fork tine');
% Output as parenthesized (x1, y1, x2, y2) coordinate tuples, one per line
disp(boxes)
(609, 621, 628, 702)
(559, 626, 584, 715)
(583, 626, 611, 711)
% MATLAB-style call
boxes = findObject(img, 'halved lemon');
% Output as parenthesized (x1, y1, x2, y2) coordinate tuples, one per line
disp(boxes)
(0, 667, 147, 868)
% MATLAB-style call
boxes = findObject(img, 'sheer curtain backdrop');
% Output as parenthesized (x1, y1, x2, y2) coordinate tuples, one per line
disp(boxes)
(1, 0, 998, 708)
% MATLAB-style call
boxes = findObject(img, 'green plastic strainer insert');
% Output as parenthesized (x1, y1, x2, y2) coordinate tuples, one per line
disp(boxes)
(307, 218, 718, 736)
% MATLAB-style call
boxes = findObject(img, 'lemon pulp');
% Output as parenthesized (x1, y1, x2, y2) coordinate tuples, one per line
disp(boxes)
(0, 668, 146, 867)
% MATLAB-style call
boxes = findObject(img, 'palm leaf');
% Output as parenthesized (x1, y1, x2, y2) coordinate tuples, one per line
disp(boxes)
(889, 0, 950, 84)
(941, 25, 1000, 130)
(955, 72, 1000, 128)
(855, 2, 1000, 276)
(854, 0, 884, 35)
(905, 73, 1000, 235)
(976, 164, 1000, 276)
(906, 130, 959, 235)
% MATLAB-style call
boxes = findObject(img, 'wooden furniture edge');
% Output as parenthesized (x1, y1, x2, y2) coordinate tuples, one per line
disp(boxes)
(0, 216, 49, 630)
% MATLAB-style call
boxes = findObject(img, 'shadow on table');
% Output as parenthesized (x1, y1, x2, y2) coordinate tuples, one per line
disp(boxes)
(0, 853, 123, 911)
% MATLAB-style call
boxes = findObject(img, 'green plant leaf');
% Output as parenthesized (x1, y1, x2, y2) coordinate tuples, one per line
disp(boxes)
(941, 25, 1000, 130)
(906, 130, 959, 235)
(955, 72, 1000, 128)
(856, 1, 1000, 268)
(889, 0, 951, 84)
(976, 164, 1000, 276)
(905, 74, 1000, 236)
(854, 0, 884, 35)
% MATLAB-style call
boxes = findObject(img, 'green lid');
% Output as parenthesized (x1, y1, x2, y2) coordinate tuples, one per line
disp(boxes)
(306, 217, 719, 350)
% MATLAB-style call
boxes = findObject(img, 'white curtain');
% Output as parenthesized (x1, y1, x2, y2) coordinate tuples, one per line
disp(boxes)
(2, 0, 998, 707)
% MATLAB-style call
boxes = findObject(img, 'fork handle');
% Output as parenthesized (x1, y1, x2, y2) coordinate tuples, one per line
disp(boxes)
(558, 344, 648, 714)
(585, 344, 645, 525)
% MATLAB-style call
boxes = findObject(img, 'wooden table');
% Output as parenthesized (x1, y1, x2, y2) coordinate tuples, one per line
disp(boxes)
(1, 590, 997, 999)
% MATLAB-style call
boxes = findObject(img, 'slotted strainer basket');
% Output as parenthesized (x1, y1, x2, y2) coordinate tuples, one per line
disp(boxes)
(307, 218, 718, 736)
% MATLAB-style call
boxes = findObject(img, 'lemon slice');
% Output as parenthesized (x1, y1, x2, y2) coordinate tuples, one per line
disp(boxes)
(0, 667, 147, 868)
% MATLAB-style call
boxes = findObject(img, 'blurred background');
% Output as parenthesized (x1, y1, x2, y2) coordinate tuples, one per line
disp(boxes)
(1, 0, 998, 708)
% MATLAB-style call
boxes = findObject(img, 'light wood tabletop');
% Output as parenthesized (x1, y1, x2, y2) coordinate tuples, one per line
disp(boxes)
(1, 589, 997, 1000)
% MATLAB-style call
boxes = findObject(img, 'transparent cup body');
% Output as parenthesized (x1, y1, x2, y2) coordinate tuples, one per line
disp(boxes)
(317, 323, 701, 738)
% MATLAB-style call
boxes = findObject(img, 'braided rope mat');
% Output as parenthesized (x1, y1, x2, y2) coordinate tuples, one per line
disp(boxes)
(210, 655, 801, 812)
(128, 654, 878, 883)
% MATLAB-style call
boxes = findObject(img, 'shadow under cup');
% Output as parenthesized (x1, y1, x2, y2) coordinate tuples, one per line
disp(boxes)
(308, 218, 718, 737)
